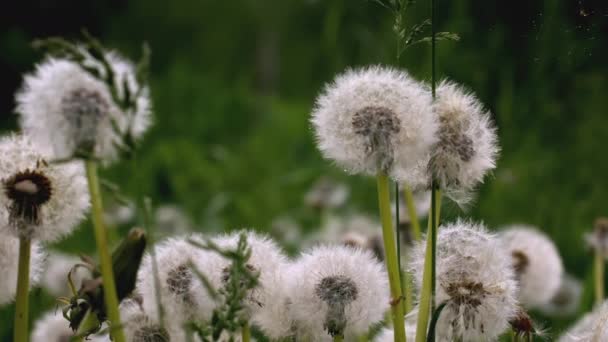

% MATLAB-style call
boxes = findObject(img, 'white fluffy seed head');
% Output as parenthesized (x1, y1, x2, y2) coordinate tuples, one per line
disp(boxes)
(31, 310, 74, 342)
(559, 301, 608, 342)
(137, 236, 222, 325)
(0, 134, 90, 241)
(41, 251, 89, 297)
(286, 245, 389, 341)
(211, 230, 289, 324)
(311, 66, 437, 187)
(409, 220, 518, 341)
(16, 49, 152, 164)
(538, 273, 583, 317)
(499, 224, 564, 308)
(0, 236, 45, 305)
(430, 80, 499, 204)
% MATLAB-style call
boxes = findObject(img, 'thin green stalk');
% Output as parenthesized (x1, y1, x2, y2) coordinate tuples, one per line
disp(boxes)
(13, 237, 31, 342)
(595, 249, 604, 305)
(430, 185, 440, 310)
(403, 265, 413, 313)
(242, 322, 251, 342)
(376, 173, 406, 342)
(403, 186, 421, 241)
(85, 160, 126, 342)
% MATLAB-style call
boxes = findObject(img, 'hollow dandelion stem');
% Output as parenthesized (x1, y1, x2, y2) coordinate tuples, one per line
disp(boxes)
(595, 247, 604, 306)
(85, 160, 125, 342)
(376, 173, 406, 342)
(13, 237, 31, 342)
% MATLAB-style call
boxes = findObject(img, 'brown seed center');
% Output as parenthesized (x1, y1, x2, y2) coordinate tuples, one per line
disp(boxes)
(3, 169, 53, 225)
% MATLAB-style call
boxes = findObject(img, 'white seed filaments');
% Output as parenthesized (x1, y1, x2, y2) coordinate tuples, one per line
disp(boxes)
(315, 275, 359, 337)
(166, 263, 193, 298)
(352, 106, 401, 172)
(3, 169, 52, 228)
(60, 88, 109, 154)
(442, 280, 490, 331)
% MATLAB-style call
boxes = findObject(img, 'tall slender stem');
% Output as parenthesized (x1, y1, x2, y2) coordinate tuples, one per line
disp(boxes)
(595, 248, 604, 305)
(13, 237, 31, 342)
(242, 321, 251, 342)
(85, 160, 126, 342)
(403, 186, 421, 241)
(377, 173, 406, 342)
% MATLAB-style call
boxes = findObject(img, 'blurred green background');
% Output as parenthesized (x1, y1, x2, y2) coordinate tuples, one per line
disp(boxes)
(0, 0, 607, 339)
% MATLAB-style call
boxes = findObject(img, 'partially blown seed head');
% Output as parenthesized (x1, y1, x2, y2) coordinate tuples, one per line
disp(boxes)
(429, 80, 499, 204)
(311, 66, 437, 187)
(538, 273, 583, 317)
(559, 301, 608, 342)
(0, 134, 90, 241)
(499, 225, 563, 308)
(409, 220, 518, 341)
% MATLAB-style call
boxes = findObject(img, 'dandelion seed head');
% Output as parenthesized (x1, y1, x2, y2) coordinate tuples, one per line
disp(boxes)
(311, 66, 437, 187)
(31, 310, 74, 342)
(585, 217, 608, 258)
(304, 177, 350, 210)
(286, 245, 389, 340)
(16, 50, 152, 163)
(500, 225, 563, 308)
(409, 220, 518, 341)
(137, 236, 221, 324)
(120, 300, 171, 342)
(430, 80, 499, 204)
(559, 301, 608, 342)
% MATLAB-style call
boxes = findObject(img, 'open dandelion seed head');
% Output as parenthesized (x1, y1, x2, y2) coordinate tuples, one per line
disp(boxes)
(499, 225, 563, 308)
(16, 50, 152, 163)
(311, 66, 437, 187)
(41, 251, 89, 297)
(409, 220, 518, 341)
(137, 236, 221, 324)
(31, 310, 74, 342)
(429, 80, 499, 204)
(286, 245, 389, 340)
(0, 236, 45, 305)
(538, 273, 583, 317)
(0, 134, 90, 241)
(304, 177, 350, 210)
(154, 204, 194, 237)
(120, 300, 170, 342)
(585, 217, 608, 258)
(212, 230, 289, 318)
(559, 301, 608, 342)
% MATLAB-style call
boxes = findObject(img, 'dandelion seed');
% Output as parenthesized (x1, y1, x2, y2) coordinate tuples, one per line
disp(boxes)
(409, 220, 518, 341)
(0, 236, 44, 305)
(0, 135, 90, 241)
(429, 80, 499, 204)
(311, 66, 437, 187)
(31, 310, 74, 342)
(16, 49, 152, 163)
(499, 224, 563, 308)
(286, 245, 389, 340)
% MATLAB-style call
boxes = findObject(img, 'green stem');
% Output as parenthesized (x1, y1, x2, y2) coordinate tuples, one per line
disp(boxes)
(415, 186, 441, 342)
(85, 160, 126, 342)
(333, 335, 344, 342)
(242, 321, 251, 342)
(13, 237, 31, 342)
(595, 249, 604, 306)
(403, 265, 413, 313)
(403, 185, 421, 241)
(376, 173, 406, 342)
